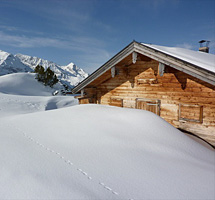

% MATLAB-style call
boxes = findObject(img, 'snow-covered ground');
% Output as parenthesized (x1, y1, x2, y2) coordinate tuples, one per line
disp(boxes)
(0, 73, 214, 199)
(0, 73, 77, 117)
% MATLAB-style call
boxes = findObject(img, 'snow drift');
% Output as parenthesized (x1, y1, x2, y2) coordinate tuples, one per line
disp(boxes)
(0, 105, 214, 199)
(0, 73, 78, 117)
(0, 72, 214, 199)
(0, 73, 58, 96)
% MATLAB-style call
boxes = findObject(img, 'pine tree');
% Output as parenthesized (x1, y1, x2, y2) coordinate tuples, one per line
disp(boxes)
(52, 74, 58, 86)
(34, 65, 45, 82)
(34, 65, 58, 87)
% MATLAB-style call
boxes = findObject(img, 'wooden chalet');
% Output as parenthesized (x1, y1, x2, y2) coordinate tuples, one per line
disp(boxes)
(72, 41, 215, 146)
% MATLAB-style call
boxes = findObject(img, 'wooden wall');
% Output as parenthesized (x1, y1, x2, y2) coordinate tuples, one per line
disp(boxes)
(82, 59, 215, 146)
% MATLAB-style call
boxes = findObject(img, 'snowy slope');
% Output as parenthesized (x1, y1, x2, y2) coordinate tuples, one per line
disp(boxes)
(0, 50, 88, 87)
(0, 73, 58, 96)
(0, 105, 214, 199)
(0, 73, 78, 117)
(142, 43, 215, 73)
(0, 73, 214, 199)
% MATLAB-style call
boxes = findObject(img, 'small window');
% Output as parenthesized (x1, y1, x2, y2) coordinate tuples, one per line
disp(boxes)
(179, 103, 203, 123)
(110, 98, 123, 107)
(136, 98, 160, 115)
(79, 97, 96, 104)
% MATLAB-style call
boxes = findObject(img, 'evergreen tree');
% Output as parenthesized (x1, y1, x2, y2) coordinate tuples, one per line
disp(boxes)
(34, 65, 58, 87)
(52, 74, 58, 86)
(34, 65, 45, 82)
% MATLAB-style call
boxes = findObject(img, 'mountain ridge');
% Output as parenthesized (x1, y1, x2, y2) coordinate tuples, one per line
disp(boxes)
(0, 50, 88, 88)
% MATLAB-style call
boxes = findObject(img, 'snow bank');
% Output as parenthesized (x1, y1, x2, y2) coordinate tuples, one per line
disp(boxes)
(0, 104, 214, 199)
(0, 73, 58, 96)
(0, 93, 78, 118)
(0, 72, 214, 199)
(0, 73, 78, 117)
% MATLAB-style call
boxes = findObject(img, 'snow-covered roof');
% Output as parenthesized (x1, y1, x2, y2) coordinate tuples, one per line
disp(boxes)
(142, 43, 215, 73)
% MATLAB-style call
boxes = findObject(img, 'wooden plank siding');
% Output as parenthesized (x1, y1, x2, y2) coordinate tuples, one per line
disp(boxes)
(80, 59, 215, 146)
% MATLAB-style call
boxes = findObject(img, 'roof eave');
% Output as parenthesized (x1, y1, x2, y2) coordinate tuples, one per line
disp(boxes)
(72, 41, 215, 94)
(72, 40, 137, 94)
(135, 43, 215, 86)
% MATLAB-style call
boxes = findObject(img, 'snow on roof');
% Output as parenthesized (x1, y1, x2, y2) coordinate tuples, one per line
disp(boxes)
(142, 43, 215, 73)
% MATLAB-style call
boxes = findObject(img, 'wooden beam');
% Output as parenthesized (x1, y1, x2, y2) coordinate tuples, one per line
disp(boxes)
(159, 62, 165, 76)
(132, 51, 137, 64)
(81, 89, 84, 97)
(111, 66, 116, 78)
(134, 43, 215, 86)
(72, 41, 136, 94)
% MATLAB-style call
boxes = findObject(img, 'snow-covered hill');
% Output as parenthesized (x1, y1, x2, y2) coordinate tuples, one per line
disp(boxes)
(0, 73, 60, 96)
(0, 73, 78, 117)
(0, 71, 214, 199)
(0, 50, 88, 87)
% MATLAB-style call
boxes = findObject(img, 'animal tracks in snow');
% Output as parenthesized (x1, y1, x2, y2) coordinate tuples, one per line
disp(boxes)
(19, 129, 93, 181)
(15, 127, 123, 198)
(99, 182, 119, 195)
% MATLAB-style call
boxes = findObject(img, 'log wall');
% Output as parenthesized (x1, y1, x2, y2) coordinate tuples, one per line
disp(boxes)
(82, 60, 215, 146)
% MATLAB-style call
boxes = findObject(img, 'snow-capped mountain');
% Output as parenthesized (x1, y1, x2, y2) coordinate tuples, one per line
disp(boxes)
(0, 50, 88, 88)
(0, 50, 33, 76)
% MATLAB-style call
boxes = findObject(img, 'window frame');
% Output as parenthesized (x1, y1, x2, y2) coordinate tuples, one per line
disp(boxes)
(179, 103, 203, 123)
(110, 98, 123, 107)
(136, 98, 161, 116)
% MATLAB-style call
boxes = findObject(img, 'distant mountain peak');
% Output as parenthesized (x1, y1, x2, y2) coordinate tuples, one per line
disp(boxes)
(0, 50, 11, 65)
(0, 50, 33, 76)
(66, 62, 75, 66)
(0, 50, 88, 88)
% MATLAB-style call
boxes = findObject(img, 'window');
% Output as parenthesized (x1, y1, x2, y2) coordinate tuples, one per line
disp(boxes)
(179, 103, 203, 123)
(110, 98, 123, 107)
(136, 98, 160, 115)
(79, 97, 96, 104)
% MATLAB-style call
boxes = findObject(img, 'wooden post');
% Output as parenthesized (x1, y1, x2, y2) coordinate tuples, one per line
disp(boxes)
(81, 89, 84, 97)
(111, 66, 116, 78)
(159, 63, 165, 76)
(132, 51, 137, 64)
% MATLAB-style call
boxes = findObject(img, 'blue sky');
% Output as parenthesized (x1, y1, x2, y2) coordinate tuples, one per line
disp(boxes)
(0, 0, 214, 73)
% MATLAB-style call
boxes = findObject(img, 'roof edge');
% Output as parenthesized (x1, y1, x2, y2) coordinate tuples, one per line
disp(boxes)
(72, 40, 137, 94)
(72, 41, 215, 94)
(134, 42, 215, 85)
